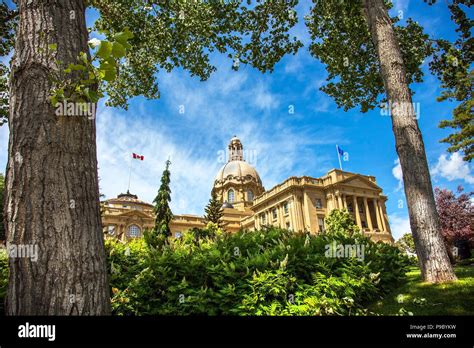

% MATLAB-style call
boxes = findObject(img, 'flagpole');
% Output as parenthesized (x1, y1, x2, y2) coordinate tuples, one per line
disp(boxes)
(336, 145, 343, 170)
(127, 154, 133, 193)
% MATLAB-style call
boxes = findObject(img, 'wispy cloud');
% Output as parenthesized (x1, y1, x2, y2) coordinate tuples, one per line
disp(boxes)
(392, 158, 403, 191)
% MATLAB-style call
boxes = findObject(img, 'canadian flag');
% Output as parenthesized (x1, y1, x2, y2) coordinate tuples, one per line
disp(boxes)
(132, 153, 144, 160)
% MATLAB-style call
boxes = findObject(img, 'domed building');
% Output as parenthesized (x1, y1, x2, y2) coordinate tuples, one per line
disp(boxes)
(214, 136, 264, 209)
(101, 136, 394, 243)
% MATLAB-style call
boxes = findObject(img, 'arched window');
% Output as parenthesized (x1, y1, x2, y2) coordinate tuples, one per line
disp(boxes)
(128, 224, 141, 238)
(247, 189, 254, 202)
(227, 189, 235, 203)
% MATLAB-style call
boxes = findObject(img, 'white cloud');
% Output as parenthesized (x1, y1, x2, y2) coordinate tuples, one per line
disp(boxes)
(431, 152, 474, 185)
(392, 0, 410, 17)
(392, 158, 403, 191)
(388, 213, 411, 241)
(95, 59, 341, 215)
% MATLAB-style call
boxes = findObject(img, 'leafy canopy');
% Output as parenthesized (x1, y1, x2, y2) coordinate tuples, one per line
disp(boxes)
(89, 0, 303, 109)
(306, 0, 432, 112)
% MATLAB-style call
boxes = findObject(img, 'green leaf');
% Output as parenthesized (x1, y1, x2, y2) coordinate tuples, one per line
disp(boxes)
(112, 42, 126, 58)
(113, 28, 134, 45)
(97, 41, 113, 59)
(48, 43, 57, 51)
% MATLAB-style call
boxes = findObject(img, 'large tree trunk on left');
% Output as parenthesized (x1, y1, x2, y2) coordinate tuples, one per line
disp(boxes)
(363, 0, 457, 283)
(5, 0, 111, 314)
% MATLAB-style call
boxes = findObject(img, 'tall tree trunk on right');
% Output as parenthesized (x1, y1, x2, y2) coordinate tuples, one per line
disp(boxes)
(363, 0, 457, 283)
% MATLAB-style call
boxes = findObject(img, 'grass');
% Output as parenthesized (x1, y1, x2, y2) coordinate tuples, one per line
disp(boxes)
(370, 265, 474, 315)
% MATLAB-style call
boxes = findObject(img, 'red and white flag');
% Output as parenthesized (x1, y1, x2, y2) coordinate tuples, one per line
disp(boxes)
(132, 153, 144, 161)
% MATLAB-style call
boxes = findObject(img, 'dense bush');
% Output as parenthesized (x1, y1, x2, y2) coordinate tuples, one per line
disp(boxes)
(0, 248, 7, 315)
(107, 222, 410, 316)
(0, 213, 411, 316)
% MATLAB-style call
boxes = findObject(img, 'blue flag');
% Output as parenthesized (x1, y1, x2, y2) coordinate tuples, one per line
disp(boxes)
(337, 145, 345, 156)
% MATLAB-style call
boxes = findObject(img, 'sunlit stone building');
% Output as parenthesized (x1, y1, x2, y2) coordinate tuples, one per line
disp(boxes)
(101, 137, 394, 243)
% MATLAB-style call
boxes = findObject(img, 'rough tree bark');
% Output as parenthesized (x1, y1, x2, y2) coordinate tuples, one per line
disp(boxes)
(5, 0, 111, 314)
(363, 0, 457, 283)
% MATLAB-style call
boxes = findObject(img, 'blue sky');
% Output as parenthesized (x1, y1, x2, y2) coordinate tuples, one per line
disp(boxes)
(0, 0, 472, 240)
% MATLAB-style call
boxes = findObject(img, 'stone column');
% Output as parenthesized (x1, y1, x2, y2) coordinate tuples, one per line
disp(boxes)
(363, 197, 373, 231)
(378, 200, 387, 232)
(343, 195, 348, 209)
(337, 194, 343, 209)
(288, 200, 297, 231)
(373, 199, 382, 231)
(294, 197, 305, 232)
(353, 196, 362, 228)
(279, 204, 285, 228)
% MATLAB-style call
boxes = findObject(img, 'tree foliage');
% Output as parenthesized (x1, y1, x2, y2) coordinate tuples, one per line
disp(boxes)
(425, 0, 473, 162)
(395, 233, 416, 255)
(204, 191, 224, 229)
(104, 226, 409, 315)
(305, 0, 431, 112)
(324, 209, 360, 237)
(89, 0, 302, 109)
(146, 160, 174, 247)
(0, 1, 17, 125)
(435, 186, 474, 244)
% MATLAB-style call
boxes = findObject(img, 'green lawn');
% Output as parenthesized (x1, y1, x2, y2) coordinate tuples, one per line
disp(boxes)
(370, 265, 474, 315)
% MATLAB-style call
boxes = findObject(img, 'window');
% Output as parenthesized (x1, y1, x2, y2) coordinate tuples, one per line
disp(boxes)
(127, 224, 141, 238)
(284, 202, 289, 215)
(260, 213, 267, 224)
(272, 208, 278, 220)
(315, 199, 323, 209)
(107, 225, 115, 236)
(318, 217, 325, 232)
(362, 221, 367, 228)
(247, 190, 254, 202)
(348, 203, 354, 213)
(227, 189, 235, 203)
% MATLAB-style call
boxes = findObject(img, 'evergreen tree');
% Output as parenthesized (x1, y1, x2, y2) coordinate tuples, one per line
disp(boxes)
(204, 191, 224, 229)
(147, 160, 173, 247)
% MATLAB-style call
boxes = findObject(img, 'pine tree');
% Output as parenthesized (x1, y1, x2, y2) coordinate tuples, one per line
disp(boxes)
(204, 191, 224, 228)
(146, 160, 173, 248)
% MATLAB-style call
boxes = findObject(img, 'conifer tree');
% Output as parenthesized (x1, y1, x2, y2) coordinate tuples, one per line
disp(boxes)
(204, 191, 224, 229)
(146, 160, 173, 247)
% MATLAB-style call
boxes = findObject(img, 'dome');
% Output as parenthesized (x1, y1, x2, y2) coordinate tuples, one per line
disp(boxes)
(212, 137, 265, 210)
(214, 160, 262, 185)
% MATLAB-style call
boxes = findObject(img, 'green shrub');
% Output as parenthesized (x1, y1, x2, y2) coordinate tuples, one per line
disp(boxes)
(0, 248, 8, 315)
(107, 226, 410, 316)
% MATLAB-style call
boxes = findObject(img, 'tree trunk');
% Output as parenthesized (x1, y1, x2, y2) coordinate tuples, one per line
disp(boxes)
(363, 0, 457, 283)
(5, 0, 111, 314)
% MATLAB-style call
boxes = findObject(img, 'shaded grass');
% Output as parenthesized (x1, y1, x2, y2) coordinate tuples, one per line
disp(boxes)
(370, 265, 474, 315)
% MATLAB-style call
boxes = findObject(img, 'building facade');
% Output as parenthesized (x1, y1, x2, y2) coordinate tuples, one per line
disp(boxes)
(101, 137, 394, 243)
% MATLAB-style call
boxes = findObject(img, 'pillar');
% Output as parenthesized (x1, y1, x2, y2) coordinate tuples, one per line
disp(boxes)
(363, 197, 373, 231)
(353, 196, 362, 228)
(337, 194, 343, 209)
(378, 200, 387, 232)
(373, 199, 382, 231)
